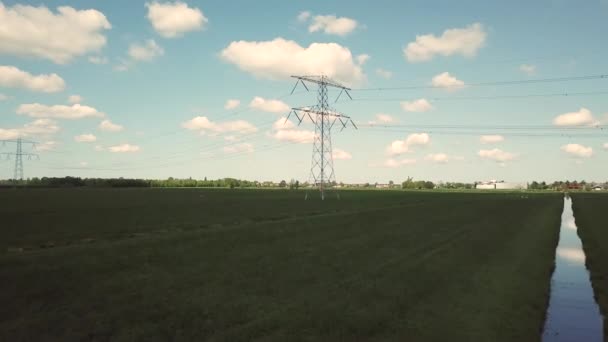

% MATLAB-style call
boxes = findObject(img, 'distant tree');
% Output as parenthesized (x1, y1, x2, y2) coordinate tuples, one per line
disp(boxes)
(279, 180, 287, 188)
(295, 180, 300, 189)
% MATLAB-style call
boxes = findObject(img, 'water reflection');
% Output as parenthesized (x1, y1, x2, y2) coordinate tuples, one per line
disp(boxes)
(542, 196, 603, 341)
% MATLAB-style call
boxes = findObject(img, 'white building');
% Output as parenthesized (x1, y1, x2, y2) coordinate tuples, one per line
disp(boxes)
(476, 180, 526, 190)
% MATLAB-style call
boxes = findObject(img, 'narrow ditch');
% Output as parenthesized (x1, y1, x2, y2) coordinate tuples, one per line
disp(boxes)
(542, 195, 603, 341)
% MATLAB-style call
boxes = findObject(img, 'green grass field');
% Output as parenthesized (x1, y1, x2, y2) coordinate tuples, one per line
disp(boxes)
(570, 193, 608, 337)
(0, 189, 562, 341)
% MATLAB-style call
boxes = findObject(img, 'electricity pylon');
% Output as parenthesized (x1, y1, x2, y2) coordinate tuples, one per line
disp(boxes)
(287, 75, 357, 200)
(0, 138, 39, 180)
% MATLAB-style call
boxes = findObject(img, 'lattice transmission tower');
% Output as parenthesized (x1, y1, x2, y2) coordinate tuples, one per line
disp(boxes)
(0, 138, 39, 180)
(287, 75, 357, 200)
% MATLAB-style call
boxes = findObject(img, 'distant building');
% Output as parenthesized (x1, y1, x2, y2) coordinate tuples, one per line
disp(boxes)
(475, 180, 526, 190)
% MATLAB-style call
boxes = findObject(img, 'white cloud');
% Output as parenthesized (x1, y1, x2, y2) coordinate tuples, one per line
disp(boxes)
(79, 161, 88, 167)
(478, 148, 517, 162)
(220, 38, 365, 86)
(128, 39, 164, 61)
(274, 129, 315, 143)
(224, 99, 240, 110)
(333, 148, 352, 160)
(384, 158, 416, 168)
(68, 95, 83, 104)
(480, 135, 504, 144)
(309, 15, 358, 36)
(356, 54, 370, 65)
(387, 133, 430, 156)
(224, 135, 238, 142)
(34, 141, 57, 152)
(0, 65, 65, 93)
(223, 142, 254, 154)
(74, 133, 96, 143)
(553, 108, 597, 127)
(0, 119, 60, 139)
(376, 68, 392, 79)
(604, 142, 608, 150)
(0, 2, 111, 64)
(425, 153, 450, 163)
(0, 93, 8, 101)
(88, 56, 108, 64)
(270, 117, 314, 144)
(297, 11, 311, 23)
(98, 119, 124, 132)
(561, 143, 593, 158)
(182, 116, 257, 135)
(404, 23, 486, 62)
(249, 96, 290, 114)
(272, 117, 296, 130)
(401, 98, 433, 112)
(109, 144, 140, 153)
(94, 145, 104, 151)
(431, 72, 465, 89)
(146, 1, 207, 38)
(17, 103, 105, 120)
(519, 64, 536, 75)
(0, 128, 20, 139)
(375, 113, 394, 123)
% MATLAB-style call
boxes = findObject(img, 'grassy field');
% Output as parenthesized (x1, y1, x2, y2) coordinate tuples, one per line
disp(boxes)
(0, 189, 562, 341)
(570, 193, 608, 337)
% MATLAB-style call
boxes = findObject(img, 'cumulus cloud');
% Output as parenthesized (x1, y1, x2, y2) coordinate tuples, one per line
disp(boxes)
(34, 141, 57, 152)
(387, 133, 430, 156)
(17, 103, 105, 120)
(561, 143, 593, 158)
(384, 158, 416, 168)
(0, 2, 111, 64)
(74, 133, 96, 143)
(0, 119, 59, 139)
(431, 72, 465, 89)
(146, 1, 207, 38)
(376, 113, 394, 123)
(88, 56, 108, 64)
(553, 108, 597, 127)
(401, 98, 433, 112)
(519, 64, 536, 75)
(98, 119, 124, 132)
(376, 68, 392, 79)
(297, 11, 311, 22)
(128, 39, 164, 61)
(0, 65, 65, 93)
(0, 93, 8, 101)
(270, 117, 315, 144)
(68, 95, 83, 104)
(404, 23, 486, 62)
(308, 15, 358, 36)
(604, 142, 608, 150)
(425, 153, 450, 163)
(220, 38, 365, 85)
(223, 142, 254, 154)
(356, 54, 370, 65)
(478, 148, 516, 162)
(333, 148, 352, 160)
(109, 144, 140, 153)
(249, 96, 290, 114)
(480, 135, 504, 144)
(224, 99, 240, 110)
(557, 247, 585, 263)
(183, 116, 257, 135)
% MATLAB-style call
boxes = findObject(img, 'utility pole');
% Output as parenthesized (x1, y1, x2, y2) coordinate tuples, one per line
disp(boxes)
(1, 138, 39, 181)
(287, 75, 356, 200)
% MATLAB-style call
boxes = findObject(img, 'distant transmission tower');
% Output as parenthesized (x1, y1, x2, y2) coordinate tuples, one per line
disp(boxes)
(0, 138, 39, 180)
(287, 75, 357, 200)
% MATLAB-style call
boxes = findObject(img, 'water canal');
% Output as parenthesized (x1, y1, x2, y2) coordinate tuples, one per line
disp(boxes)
(542, 196, 603, 341)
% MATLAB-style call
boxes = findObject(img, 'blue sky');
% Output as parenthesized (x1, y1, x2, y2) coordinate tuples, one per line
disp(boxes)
(0, 0, 607, 183)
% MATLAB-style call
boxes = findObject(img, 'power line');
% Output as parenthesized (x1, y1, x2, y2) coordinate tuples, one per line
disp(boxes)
(346, 90, 608, 103)
(351, 74, 608, 92)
